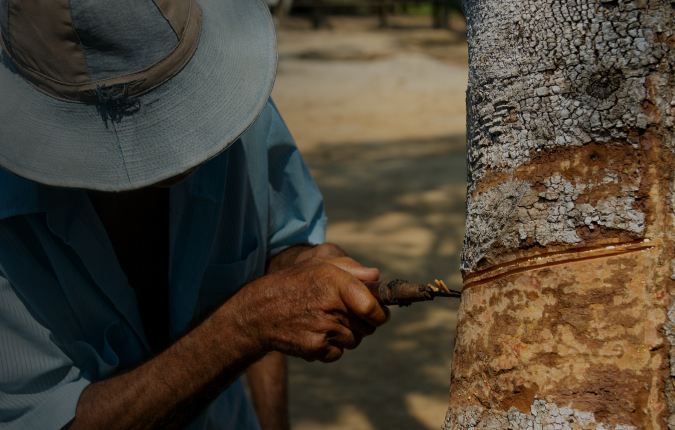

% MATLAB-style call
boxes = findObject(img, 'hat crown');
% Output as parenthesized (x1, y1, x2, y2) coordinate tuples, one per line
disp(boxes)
(0, 0, 201, 102)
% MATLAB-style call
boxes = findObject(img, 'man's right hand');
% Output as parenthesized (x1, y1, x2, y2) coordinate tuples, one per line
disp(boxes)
(227, 257, 390, 363)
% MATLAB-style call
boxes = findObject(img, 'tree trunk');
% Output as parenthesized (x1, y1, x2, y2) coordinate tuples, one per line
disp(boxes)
(446, 0, 675, 429)
(379, 0, 392, 29)
(273, 0, 294, 22)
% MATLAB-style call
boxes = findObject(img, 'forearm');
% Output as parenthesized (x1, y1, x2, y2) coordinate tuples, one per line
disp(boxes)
(64, 244, 378, 430)
(246, 352, 289, 430)
(245, 245, 310, 430)
(248, 244, 352, 429)
(66, 300, 266, 430)
(65, 245, 310, 430)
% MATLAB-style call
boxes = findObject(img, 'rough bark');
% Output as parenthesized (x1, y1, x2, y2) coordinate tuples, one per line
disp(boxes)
(447, 0, 675, 428)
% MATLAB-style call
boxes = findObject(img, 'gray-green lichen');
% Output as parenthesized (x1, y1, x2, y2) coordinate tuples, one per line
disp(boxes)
(665, 301, 675, 429)
(461, 174, 644, 272)
(464, 0, 673, 192)
(461, 0, 674, 274)
(443, 400, 637, 430)
(460, 180, 530, 272)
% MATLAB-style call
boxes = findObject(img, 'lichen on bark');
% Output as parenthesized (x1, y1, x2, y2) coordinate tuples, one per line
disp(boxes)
(443, 399, 638, 429)
(461, 0, 674, 273)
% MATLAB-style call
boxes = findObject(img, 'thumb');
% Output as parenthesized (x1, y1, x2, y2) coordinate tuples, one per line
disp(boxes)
(320, 257, 379, 282)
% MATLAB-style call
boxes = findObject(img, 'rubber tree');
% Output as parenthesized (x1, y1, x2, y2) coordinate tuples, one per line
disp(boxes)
(444, 0, 675, 429)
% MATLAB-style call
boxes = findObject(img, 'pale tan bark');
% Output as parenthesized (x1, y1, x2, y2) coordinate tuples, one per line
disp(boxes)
(447, 0, 675, 428)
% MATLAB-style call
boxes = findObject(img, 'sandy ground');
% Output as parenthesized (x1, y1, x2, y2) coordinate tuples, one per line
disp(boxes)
(260, 15, 469, 430)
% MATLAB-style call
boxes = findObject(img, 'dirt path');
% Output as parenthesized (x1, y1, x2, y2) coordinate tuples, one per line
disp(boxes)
(268, 15, 468, 430)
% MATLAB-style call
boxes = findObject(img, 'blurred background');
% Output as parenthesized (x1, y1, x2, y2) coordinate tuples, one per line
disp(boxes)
(254, 3, 469, 429)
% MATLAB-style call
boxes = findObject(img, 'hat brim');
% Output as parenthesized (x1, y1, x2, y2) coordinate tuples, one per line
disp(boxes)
(0, 0, 277, 192)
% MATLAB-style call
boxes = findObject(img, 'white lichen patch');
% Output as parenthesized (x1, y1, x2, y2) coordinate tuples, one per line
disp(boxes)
(442, 400, 637, 430)
(517, 173, 644, 245)
(665, 302, 675, 430)
(461, 174, 644, 272)
(461, 180, 531, 272)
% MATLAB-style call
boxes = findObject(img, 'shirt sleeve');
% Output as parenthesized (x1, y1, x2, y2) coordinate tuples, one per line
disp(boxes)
(0, 275, 89, 430)
(264, 99, 328, 258)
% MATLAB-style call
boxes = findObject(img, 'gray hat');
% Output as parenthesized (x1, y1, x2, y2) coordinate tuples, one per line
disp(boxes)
(0, 0, 277, 191)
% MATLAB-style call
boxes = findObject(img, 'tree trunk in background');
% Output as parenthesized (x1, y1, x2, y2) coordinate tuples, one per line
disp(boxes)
(445, 0, 675, 429)
(432, 2, 450, 29)
(273, 0, 294, 21)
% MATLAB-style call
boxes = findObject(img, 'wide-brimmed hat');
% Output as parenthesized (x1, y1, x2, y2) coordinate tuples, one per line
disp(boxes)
(0, 0, 277, 191)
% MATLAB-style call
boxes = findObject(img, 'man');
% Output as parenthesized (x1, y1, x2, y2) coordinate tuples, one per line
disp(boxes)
(0, 0, 389, 429)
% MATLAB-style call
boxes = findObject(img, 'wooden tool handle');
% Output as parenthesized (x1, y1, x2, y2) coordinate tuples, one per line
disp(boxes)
(363, 279, 434, 307)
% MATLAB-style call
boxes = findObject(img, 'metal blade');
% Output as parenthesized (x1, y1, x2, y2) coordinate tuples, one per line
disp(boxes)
(431, 290, 462, 298)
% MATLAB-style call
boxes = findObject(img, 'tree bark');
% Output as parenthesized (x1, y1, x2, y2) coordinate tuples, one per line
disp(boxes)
(446, 0, 675, 429)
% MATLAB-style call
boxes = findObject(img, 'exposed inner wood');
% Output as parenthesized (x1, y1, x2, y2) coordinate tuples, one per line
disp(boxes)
(462, 238, 657, 291)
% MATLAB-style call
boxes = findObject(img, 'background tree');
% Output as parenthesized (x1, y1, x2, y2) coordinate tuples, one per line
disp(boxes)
(445, 0, 675, 428)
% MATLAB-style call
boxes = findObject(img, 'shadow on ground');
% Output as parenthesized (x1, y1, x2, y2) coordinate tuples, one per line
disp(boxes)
(287, 134, 467, 430)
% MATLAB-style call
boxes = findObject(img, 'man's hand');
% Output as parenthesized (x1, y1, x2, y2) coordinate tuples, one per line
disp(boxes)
(294, 243, 381, 284)
(232, 255, 389, 363)
(247, 243, 384, 430)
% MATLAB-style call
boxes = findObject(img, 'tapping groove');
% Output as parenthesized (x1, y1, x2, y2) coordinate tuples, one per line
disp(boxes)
(462, 239, 657, 292)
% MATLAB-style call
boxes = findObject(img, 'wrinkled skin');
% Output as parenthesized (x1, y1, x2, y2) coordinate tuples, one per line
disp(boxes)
(65, 242, 390, 430)
(236, 243, 388, 363)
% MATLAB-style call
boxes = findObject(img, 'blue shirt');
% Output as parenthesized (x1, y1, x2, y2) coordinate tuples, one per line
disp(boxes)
(0, 100, 327, 430)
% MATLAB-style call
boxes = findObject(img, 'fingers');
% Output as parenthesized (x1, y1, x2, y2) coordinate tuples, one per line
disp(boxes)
(254, 258, 388, 364)
(301, 331, 355, 363)
(334, 310, 377, 337)
(337, 277, 389, 328)
(310, 326, 363, 363)
(318, 345, 343, 363)
(309, 258, 387, 328)
(379, 304, 391, 325)
(321, 258, 389, 326)
(294, 243, 380, 283)
(300, 339, 343, 363)
(327, 325, 364, 351)
(321, 256, 379, 282)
